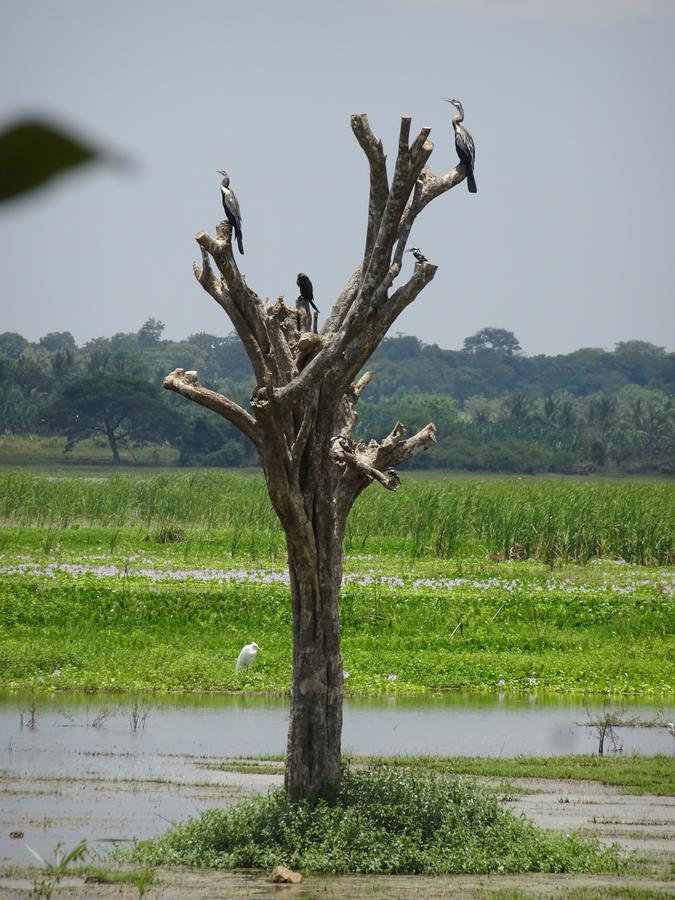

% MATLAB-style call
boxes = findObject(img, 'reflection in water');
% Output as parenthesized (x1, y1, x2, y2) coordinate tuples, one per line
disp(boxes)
(2, 690, 672, 759)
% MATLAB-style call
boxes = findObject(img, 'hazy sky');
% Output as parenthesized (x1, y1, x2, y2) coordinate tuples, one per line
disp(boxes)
(1, 0, 674, 356)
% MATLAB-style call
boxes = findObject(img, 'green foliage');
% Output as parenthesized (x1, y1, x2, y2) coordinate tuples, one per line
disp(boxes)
(0, 472, 671, 694)
(45, 375, 175, 461)
(1, 328, 673, 472)
(129, 768, 622, 874)
(26, 839, 89, 899)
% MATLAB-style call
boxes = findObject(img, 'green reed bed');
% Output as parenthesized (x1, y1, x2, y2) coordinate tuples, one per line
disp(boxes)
(1, 559, 671, 693)
(0, 471, 672, 564)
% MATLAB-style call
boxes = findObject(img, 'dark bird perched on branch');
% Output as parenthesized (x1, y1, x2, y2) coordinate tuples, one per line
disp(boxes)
(217, 170, 244, 254)
(296, 272, 319, 313)
(443, 98, 477, 194)
(406, 247, 428, 264)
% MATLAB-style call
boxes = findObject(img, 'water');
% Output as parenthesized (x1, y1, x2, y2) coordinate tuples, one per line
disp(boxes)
(1, 691, 672, 867)
(3, 690, 672, 761)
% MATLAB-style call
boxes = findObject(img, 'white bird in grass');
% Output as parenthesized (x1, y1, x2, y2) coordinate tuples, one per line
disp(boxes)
(667, 722, 675, 739)
(236, 642, 261, 672)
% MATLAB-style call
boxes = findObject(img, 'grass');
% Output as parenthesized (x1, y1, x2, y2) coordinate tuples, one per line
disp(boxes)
(356, 754, 675, 796)
(128, 766, 624, 875)
(0, 554, 672, 693)
(79, 865, 155, 891)
(0, 470, 672, 564)
(0, 470, 672, 694)
(483, 890, 674, 899)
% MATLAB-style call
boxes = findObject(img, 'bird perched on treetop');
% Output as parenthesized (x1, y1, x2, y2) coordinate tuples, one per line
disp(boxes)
(296, 272, 319, 313)
(217, 170, 244, 254)
(442, 98, 477, 194)
(235, 641, 261, 671)
(406, 247, 428, 264)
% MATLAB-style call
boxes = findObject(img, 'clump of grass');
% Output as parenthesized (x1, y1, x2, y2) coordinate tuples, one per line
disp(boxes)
(151, 526, 186, 544)
(81, 866, 154, 895)
(129, 768, 623, 875)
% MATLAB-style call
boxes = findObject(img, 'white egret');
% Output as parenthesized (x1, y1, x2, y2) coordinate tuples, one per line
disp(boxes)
(236, 642, 261, 672)
(667, 722, 675, 739)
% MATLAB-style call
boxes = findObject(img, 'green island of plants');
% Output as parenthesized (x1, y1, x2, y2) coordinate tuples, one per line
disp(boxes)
(128, 767, 624, 875)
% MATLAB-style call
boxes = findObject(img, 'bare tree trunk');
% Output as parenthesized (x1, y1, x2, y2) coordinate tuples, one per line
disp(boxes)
(284, 491, 344, 797)
(163, 112, 472, 797)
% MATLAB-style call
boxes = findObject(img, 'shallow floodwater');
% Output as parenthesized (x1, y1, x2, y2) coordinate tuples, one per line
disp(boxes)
(2, 690, 672, 761)
(1, 691, 672, 867)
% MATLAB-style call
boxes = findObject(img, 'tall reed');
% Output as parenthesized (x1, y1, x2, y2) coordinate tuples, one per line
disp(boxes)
(0, 471, 672, 564)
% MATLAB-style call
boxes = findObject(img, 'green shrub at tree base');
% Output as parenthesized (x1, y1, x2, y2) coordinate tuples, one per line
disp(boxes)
(129, 768, 623, 875)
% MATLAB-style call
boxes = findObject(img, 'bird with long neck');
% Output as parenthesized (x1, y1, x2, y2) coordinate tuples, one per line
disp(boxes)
(217, 170, 244, 254)
(443, 98, 477, 194)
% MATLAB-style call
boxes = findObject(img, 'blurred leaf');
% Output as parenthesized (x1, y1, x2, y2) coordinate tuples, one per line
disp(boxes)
(0, 118, 100, 202)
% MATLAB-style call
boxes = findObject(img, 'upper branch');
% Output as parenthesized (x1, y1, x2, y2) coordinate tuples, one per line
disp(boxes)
(193, 231, 269, 383)
(348, 120, 434, 327)
(163, 368, 260, 447)
(351, 114, 388, 263)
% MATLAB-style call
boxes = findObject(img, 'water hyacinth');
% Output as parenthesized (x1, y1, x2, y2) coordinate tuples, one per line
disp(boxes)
(0, 557, 673, 598)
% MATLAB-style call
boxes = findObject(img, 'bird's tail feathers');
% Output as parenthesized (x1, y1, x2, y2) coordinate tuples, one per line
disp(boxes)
(467, 169, 477, 193)
(235, 229, 244, 255)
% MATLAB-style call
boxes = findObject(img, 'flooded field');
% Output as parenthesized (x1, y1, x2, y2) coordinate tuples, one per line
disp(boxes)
(1, 691, 673, 869)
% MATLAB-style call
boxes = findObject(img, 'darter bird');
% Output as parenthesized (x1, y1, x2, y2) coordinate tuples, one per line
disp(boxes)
(443, 98, 477, 193)
(217, 170, 244, 254)
(296, 272, 319, 313)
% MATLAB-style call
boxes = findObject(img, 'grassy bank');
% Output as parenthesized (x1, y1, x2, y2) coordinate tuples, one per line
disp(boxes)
(359, 755, 675, 796)
(0, 548, 672, 693)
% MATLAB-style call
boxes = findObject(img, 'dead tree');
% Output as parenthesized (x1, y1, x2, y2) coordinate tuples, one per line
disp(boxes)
(164, 114, 469, 798)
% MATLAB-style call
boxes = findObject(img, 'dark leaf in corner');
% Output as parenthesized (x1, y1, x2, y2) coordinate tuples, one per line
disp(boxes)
(0, 118, 100, 201)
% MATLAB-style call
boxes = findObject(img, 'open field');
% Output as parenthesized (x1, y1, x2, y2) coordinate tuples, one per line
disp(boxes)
(0, 471, 673, 694)
(0, 541, 673, 694)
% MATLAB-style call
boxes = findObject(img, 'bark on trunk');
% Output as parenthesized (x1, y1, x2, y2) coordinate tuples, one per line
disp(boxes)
(284, 519, 344, 797)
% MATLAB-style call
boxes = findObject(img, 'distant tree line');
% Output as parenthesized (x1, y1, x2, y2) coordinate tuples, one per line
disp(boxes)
(0, 322, 673, 474)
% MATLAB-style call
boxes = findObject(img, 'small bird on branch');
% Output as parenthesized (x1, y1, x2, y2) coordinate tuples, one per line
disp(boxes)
(296, 273, 319, 313)
(385, 468, 401, 487)
(217, 170, 244, 254)
(443, 98, 477, 194)
(337, 436, 355, 455)
(406, 247, 428, 264)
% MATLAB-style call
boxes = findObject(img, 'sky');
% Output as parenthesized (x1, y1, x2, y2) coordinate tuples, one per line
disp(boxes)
(1, 0, 674, 357)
